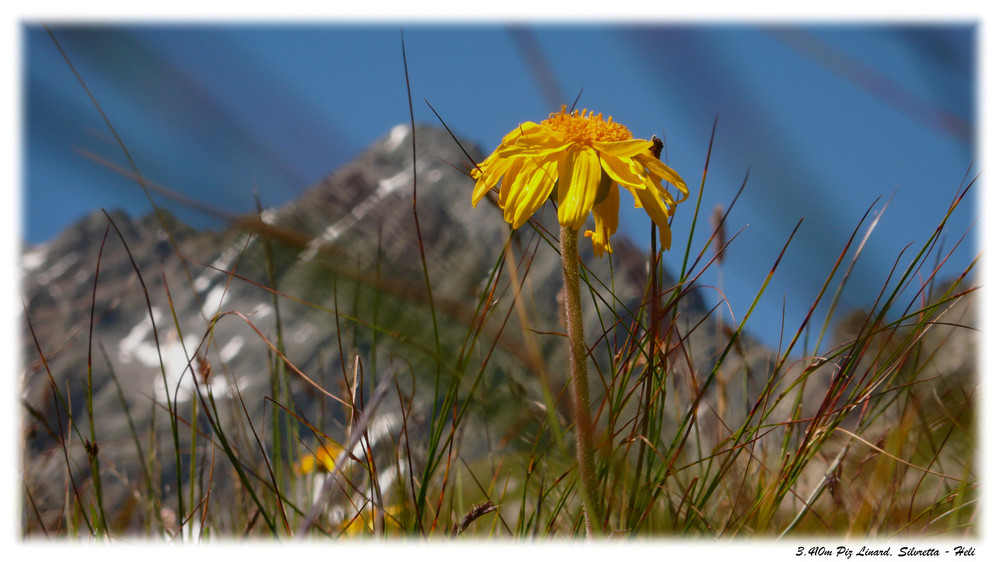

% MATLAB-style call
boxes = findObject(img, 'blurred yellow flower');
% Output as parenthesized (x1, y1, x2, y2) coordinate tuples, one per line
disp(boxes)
(341, 504, 404, 537)
(471, 105, 688, 256)
(294, 442, 343, 475)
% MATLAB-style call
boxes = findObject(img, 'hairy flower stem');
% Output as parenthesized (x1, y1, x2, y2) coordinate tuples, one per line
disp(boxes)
(559, 226, 603, 538)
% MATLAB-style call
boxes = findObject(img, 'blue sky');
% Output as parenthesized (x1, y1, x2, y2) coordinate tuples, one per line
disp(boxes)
(21, 23, 977, 350)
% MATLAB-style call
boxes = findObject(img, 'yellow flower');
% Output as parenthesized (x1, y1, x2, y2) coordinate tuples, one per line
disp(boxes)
(341, 504, 404, 537)
(294, 442, 343, 475)
(471, 105, 688, 256)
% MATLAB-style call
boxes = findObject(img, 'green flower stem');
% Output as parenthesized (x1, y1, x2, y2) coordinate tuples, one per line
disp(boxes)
(559, 226, 603, 537)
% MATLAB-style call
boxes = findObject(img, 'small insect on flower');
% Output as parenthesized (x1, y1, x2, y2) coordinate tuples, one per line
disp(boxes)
(650, 135, 664, 160)
(471, 105, 687, 256)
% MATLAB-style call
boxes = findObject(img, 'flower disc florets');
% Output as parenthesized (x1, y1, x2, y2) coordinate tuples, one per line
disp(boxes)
(471, 106, 688, 256)
(542, 109, 633, 144)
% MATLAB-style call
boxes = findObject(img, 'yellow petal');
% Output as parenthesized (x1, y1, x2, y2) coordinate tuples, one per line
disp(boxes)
(501, 121, 544, 145)
(637, 153, 689, 202)
(632, 185, 675, 250)
(497, 137, 572, 158)
(504, 157, 558, 229)
(592, 180, 620, 236)
(643, 172, 678, 208)
(584, 229, 608, 257)
(497, 157, 525, 209)
(597, 152, 646, 189)
(592, 138, 654, 158)
(585, 181, 620, 257)
(556, 148, 602, 230)
(297, 456, 315, 475)
(471, 153, 513, 205)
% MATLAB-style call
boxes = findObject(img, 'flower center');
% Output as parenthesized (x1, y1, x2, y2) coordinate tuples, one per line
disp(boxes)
(542, 105, 633, 144)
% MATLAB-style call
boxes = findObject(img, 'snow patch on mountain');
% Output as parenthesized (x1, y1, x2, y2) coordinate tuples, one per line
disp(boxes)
(201, 285, 231, 317)
(383, 124, 410, 152)
(193, 236, 257, 293)
(147, 333, 198, 401)
(115, 307, 235, 403)
(218, 335, 244, 363)
(33, 252, 80, 285)
(252, 302, 274, 320)
(141, 332, 249, 403)
(293, 323, 314, 344)
(299, 159, 427, 261)
(22, 244, 49, 272)
(48, 252, 80, 278)
(260, 209, 278, 225)
(118, 307, 163, 364)
(193, 276, 212, 293)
